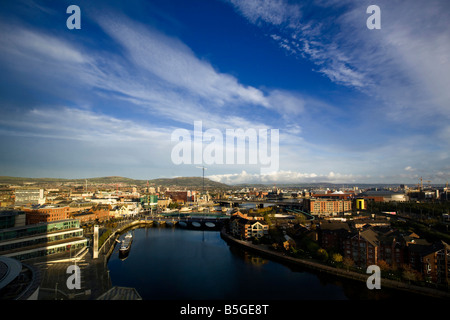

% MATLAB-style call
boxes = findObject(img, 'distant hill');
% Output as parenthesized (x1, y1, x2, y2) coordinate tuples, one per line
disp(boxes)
(0, 175, 229, 189)
(148, 177, 229, 189)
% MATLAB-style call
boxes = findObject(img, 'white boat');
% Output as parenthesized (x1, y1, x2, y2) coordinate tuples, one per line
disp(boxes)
(119, 232, 133, 253)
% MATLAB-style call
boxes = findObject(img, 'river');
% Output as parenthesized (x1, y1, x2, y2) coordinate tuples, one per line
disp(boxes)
(107, 226, 425, 300)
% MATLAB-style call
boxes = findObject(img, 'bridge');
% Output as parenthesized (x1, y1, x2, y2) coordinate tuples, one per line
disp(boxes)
(138, 215, 229, 230)
(214, 199, 305, 208)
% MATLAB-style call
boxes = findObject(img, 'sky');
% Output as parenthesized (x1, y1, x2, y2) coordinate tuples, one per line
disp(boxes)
(0, 0, 449, 185)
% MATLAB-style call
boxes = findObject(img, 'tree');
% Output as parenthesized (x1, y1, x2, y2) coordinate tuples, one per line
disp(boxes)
(377, 259, 391, 272)
(316, 248, 328, 262)
(342, 257, 354, 271)
(400, 264, 422, 283)
(331, 253, 343, 264)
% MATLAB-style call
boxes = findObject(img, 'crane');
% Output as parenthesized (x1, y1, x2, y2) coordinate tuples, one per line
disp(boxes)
(418, 177, 423, 191)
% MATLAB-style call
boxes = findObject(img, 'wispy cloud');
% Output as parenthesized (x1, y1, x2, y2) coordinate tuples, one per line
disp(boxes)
(226, 0, 450, 121)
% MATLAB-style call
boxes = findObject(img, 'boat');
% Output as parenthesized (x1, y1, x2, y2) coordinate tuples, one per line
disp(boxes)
(119, 232, 133, 254)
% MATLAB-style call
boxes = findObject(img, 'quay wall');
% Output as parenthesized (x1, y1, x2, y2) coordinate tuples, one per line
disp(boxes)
(99, 220, 154, 259)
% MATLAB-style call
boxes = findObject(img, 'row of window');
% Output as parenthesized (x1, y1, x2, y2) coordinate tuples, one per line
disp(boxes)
(7, 240, 87, 261)
(0, 230, 83, 252)
(0, 220, 80, 241)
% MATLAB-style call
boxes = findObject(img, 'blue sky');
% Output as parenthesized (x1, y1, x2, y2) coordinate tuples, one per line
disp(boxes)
(0, 0, 449, 185)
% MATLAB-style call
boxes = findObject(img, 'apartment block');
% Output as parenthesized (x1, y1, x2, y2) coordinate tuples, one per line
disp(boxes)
(229, 212, 268, 240)
(304, 198, 352, 216)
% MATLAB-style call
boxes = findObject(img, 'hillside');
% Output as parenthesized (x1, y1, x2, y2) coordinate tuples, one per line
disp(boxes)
(0, 175, 229, 189)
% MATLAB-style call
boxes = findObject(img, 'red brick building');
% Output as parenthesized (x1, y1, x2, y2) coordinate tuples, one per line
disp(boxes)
(229, 211, 268, 240)
(409, 240, 450, 285)
(71, 204, 111, 223)
(343, 229, 379, 267)
(24, 205, 70, 224)
(165, 191, 189, 203)
(304, 198, 352, 216)
(319, 221, 351, 252)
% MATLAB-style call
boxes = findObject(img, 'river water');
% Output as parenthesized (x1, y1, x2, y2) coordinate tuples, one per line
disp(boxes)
(106, 226, 422, 300)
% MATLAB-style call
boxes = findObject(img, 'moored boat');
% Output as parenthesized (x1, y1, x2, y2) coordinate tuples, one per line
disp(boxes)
(119, 232, 133, 254)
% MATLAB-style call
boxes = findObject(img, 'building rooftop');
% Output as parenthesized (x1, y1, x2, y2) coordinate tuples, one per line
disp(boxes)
(0, 256, 40, 300)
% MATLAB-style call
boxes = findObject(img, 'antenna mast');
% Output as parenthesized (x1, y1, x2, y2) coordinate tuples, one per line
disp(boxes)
(196, 166, 207, 194)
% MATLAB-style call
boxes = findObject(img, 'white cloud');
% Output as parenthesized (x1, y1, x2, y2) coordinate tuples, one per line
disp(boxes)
(0, 106, 171, 143)
(95, 13, 269, 109)
(208, 169, 368, 184)
(229, 0, 302, 26)
(0, 26, 85, 64)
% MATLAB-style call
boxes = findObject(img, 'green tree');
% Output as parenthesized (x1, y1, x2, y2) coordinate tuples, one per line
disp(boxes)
(316, 248, 328, 262)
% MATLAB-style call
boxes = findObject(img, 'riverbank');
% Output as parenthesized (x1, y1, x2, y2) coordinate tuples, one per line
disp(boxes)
(220, 228, 450, 300)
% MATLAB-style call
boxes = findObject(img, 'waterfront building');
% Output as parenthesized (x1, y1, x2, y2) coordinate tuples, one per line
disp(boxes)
(0, 219, 88, 261)
(343, 228, 379, 267)
(0, 209, 26, 229)
(408, 240, 450, 285)
(23, 204, 70, 224)
(342, 226, 450, 285)
(319, 221, 351, 252)
(229, 214, 268, 240)
(343, 227, 408, 268)
(111, 202, 141, 218)
(231, 210, 265, 221)
(304, 198, 352, 217)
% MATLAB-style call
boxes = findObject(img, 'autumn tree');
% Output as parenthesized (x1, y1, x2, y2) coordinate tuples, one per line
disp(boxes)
(342, 257, 354, 271)
(331, 253, 343, 265)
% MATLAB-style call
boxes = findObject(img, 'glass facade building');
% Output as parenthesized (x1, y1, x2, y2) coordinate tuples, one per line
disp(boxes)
(0, 219, 88, 261)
